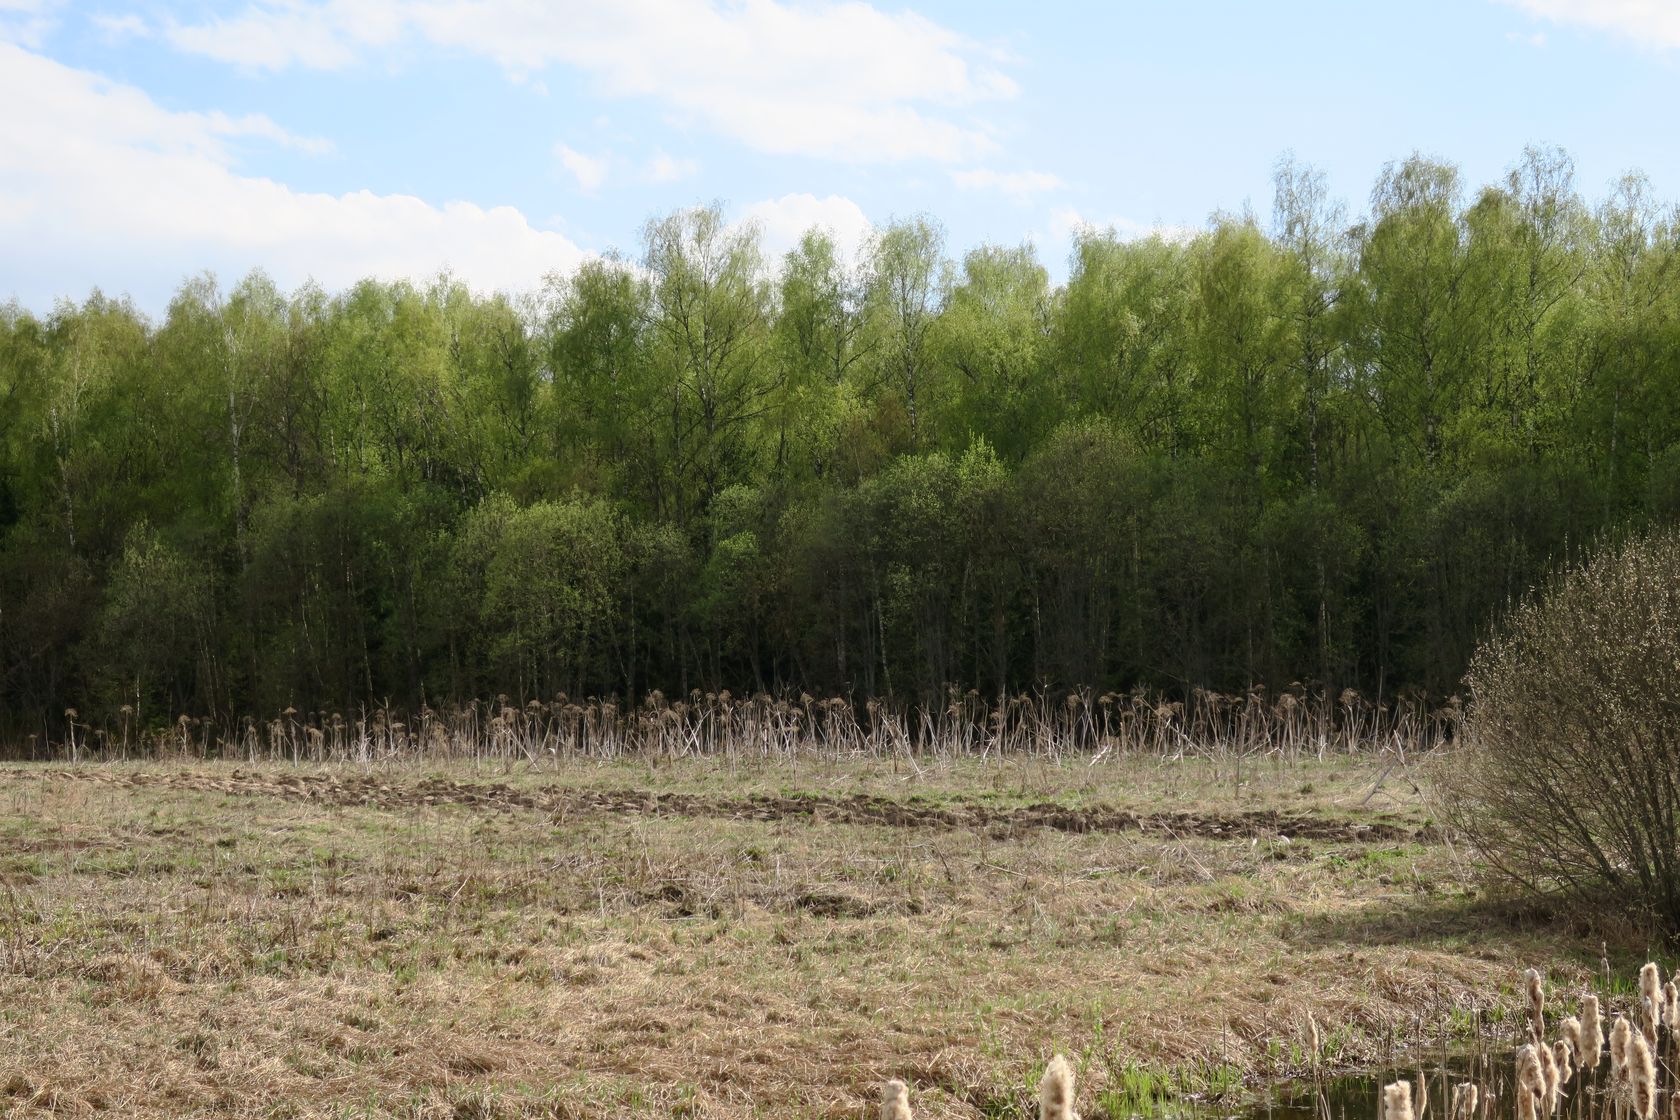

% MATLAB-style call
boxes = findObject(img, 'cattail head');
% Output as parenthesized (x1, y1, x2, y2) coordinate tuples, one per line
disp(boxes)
(1450, 1083, 1480, 1120)
(1382, 1081, 1416, 1120)
(1668, 1090, 1680, 1120)
(1643, 963, 1665, 1044)
(1668, 982, 1680, 1033)
(1631, 1031, 1657, 1120)
(1554, 1039, 1574, 1087)
(880, 1079, 913, 1120)
(1039, 1054, 1079, 1120)
(1561, 1016, 1583, 1066)
(1516, 1046, 1545, 1120)
(1613, 1015, 1634, 1077)
(1582, 996, 1605, 1070)
(1526, 969, 1546, 1041)
(1307, 1011, 1320, 1065)
(1538, 1041, 1561, 1114)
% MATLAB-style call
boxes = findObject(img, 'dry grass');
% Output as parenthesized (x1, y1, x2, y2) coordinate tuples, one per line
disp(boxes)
(0, 754, 1589, 1119)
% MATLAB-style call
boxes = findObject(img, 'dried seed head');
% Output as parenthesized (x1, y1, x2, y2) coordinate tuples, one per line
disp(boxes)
(880, 1079, 913, 1120)
(1039, 1055, 1079, 1120)
(1383, 1082, 1416, 1120)
(1538, 1042, 1561, 1114)
(1553, 1039, 1574, 1087)
(1561, 1016, 1583, 1065)
(1582, 996, 1605, 1071)
(1644, 963, 1665, 1044)
(1612, 1015, 1634, 1077)
(1631, 1031, 1657, 1120)
(1527, 968, 1546, 1041)
(1667, 983, 1680, 1033)
(1450, 1083, 1480, 1120)
(1516, 1048, 1545, 1120)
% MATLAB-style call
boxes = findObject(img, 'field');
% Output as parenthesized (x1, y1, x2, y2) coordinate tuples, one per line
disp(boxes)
(0, 752, 1598, 1119)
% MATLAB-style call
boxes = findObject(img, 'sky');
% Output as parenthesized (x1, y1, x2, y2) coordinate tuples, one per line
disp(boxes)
(3, 0, 1679, 315)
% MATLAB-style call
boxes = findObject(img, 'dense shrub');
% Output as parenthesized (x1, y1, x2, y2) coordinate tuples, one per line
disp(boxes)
(1444, 528, 1680, 930)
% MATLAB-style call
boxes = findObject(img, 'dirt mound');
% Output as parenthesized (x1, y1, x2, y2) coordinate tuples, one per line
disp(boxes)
(17, 765, 1420, 843)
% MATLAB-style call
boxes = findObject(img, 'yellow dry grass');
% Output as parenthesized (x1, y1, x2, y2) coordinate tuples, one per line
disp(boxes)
(0, 755, 1594, 1118)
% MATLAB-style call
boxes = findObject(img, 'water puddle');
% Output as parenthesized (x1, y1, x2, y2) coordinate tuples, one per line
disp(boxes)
(1121, 1052, 1560, 1120)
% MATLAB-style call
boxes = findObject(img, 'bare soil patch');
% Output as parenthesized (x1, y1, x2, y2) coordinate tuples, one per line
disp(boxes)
(14, 764, 1421, 843)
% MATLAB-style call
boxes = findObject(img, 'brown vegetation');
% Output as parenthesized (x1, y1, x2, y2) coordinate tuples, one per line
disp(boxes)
(0, 752, 1586, 1118)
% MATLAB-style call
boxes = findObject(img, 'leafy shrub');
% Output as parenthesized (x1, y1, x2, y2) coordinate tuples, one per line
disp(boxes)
(1443, 527, 1680, 930)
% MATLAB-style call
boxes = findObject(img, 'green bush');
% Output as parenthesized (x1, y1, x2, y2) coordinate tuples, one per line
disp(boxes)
(1444, 527, 1680, 930)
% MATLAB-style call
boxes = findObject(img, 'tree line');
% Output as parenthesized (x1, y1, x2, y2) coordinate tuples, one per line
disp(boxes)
(3, 147, 1679, 736)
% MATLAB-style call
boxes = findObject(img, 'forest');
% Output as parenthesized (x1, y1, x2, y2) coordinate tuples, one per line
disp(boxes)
(3, 147, 1678, 737)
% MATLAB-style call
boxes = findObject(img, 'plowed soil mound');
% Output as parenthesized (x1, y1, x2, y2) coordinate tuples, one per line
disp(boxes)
(16, 765, 1421, 843)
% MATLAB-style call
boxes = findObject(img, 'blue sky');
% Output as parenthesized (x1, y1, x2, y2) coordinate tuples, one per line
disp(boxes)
(3, 0, 1678, 314)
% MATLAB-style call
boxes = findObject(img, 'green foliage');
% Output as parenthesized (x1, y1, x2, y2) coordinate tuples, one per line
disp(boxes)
(5, 153, 1680, 733)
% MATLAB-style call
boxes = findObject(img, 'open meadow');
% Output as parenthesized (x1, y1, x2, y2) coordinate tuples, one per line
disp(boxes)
(0, 750, 1604, 1119)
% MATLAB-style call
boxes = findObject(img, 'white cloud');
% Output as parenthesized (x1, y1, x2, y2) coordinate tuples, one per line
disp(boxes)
(738, 192, 873, 268)
(91, 12, 149, 41)
(1498, 0, 1680, 49)
(951, 167, 1065, 204)
(555, 143, 608, 192)
(1038, 205, 1200, 252)
(646, 151, 698, 183)
(162, 0, 1014, 163)
(0, 0, 60, 46)
(0, 40, 588, 311)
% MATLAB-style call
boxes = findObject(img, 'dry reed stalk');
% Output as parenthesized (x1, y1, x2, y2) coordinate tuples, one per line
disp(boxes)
(53, 684, 1459, 763)
(880, 1079, 912, 1120)
(1383, 1081, 1417, 1120)
(1039, 1055, 1079, 1120)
